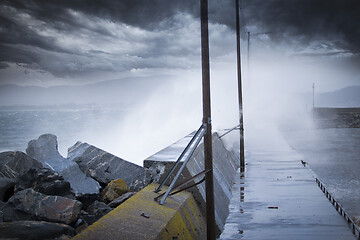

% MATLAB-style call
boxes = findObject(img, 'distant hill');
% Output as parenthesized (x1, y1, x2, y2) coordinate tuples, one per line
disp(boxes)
(0, 77, 165, 107)
(303, 85, 360, 108)
(316, 85, 360, 107)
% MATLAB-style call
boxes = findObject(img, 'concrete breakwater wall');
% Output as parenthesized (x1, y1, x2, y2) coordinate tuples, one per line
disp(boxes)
(144, 132, 240, 236)
(313, 107, 360, 128)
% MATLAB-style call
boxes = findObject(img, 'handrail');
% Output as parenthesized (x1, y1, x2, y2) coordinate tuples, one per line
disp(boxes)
(155, 123, 207, 205)
(219, 124, 240, 138)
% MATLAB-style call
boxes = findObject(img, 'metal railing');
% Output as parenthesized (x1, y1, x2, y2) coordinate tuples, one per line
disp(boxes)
(316, 178, 360, 239)
(154, 123, 207, 205)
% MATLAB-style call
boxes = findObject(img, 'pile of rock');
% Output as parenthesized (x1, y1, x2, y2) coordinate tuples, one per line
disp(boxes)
(0, 134, 152, 239)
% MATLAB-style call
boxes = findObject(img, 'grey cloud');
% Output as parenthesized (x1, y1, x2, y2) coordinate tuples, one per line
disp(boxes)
(241, 0, 360, 54)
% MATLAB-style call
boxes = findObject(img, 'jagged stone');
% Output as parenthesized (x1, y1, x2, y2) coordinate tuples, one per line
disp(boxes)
(60, 164, 100, 197)
(0, 220, 75, 240)
(108, 192, 135, 208)
(15, 168, 74, 199)
(0, 151, 42, 179)
(87, 200, 112, 221)
(8, 188, 82, 224)
(0, 200, 32, 222)
(0, 177, 16, 202)
(26, 134, 100, 196)
(100, 179, 129, 204)
(79, 210, 96, 226)
(26, 134, 67, 171)
(68, 142, 150, 191)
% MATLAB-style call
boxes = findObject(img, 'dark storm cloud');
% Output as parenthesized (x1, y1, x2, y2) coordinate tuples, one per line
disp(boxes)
(241, 0, 360, 54)
(0, 0, 202, 77)
(1, 0, 199, 30)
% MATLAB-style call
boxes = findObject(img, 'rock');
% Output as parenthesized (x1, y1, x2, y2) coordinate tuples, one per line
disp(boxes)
(0, 177, 16, 202)
(0, 210, 3, 222)
(108, 192, 135, 208)
(0, 151, 42, 179)
(0, 220, 75, 240)
(87, 200, 112, 221)
(100, 179, 129, 204)
(15, 168, 74, 199)
(8, 188, 82, 224)
(26, 134, 100, 196)
(79, 210, 96, 226)
(68, 141, 150, 191)
(60, 164, 100, 197)
(26, 134, 67, 171)
(1, 200, 32, 222)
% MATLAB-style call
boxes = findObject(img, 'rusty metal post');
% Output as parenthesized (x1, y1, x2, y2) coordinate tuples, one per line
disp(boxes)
(200, 0, 216, 239)
(236, 0, 245, 168)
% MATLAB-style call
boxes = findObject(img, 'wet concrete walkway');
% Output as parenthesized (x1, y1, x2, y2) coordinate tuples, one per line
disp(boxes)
(219, 132, 356, 239)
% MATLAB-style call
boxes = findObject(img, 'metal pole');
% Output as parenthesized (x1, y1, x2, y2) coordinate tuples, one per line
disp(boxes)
(247, 31, 250, 79)
(201, 0, 216, 239)
(236, 0, 245, 168)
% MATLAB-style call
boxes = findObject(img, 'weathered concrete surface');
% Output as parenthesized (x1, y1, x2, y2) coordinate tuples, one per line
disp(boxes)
(73, 183, 206, 240)
(68, 141, 149, 191)
(144, 132, 239, 235)
(219, 131, 356, 240)
(26, 134, 100, 196)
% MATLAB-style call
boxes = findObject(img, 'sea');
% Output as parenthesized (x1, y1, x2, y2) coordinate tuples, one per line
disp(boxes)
(0, 107, 126, 158)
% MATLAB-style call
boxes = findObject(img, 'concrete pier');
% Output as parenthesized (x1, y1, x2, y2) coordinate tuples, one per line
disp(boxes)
(219, 132, 356, 240)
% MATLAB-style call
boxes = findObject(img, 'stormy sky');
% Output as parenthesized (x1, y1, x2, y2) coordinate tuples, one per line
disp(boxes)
(0, 0, 360, 87)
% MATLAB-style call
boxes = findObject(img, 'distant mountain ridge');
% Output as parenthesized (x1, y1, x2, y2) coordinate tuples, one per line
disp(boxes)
(0, 77, 164, 107)
(301, 85, 360, 108)
(315, 85, 360, 107)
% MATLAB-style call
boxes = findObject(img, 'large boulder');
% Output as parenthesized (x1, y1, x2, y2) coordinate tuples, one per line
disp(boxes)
(26, 134, 67, 171)
(99, 179, 129, 204)
(0, 151, 42, 179)
(0, 221, 75, 240)
(68, 141, 150, 191)
(26, 134, 100, 196)
(0, 177, 16, 202)
(7, 188, 82, 224)
(15, 168, 74, 199)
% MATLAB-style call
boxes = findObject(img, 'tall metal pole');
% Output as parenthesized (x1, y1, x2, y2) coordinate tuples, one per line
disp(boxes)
(201, 0, 216, 239)
(247, 31, 250, 80)
(236, 0, 245, 168)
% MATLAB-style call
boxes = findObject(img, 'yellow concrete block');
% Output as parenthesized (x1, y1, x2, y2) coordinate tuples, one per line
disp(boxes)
(73, 183, 206, 240)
